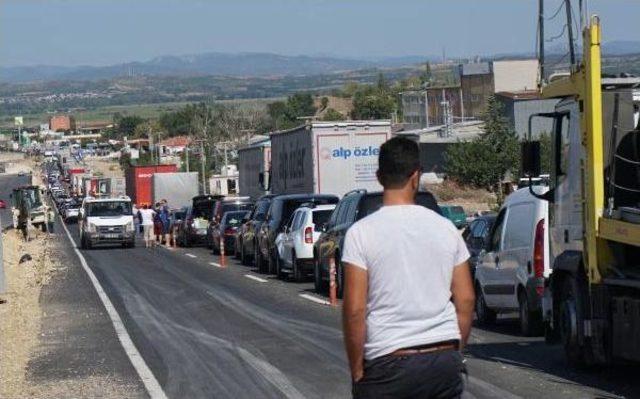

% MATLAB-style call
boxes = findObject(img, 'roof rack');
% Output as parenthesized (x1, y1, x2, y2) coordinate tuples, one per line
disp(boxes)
(344, 189, 367, 197)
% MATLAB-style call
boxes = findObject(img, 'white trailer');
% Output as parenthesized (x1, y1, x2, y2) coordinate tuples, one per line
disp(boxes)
(238, 139, 271, 200)
(270, 121, 391, 197)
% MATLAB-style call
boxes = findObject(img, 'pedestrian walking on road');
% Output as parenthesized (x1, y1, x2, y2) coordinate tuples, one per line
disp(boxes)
(159, 199, 170, 245)
(139, 204, 156, 248)
(342, 136, 476, 399)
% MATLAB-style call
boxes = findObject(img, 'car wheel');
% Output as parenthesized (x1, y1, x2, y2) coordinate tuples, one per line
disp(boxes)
(475, 284, 497, 325)
(519, 290, 542, 336)
(336, 256, 345, 299)
(268, 249, 277, 275)
(276, 253, 286, 280)
(255, 242, 265, 273)
(314, 255, 325, 294)
(240, 241, 248, 265)
(235, 239, 242, 260)
(293, 252, 303, 282)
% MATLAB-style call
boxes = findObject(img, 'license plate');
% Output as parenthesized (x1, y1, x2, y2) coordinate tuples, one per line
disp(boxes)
(103, 233, 120, 239)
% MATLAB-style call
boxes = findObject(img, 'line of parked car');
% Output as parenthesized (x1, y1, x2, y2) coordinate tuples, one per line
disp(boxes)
(173, 184, 551, 338)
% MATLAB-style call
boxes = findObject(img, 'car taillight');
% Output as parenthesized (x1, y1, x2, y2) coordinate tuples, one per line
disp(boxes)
(304, 227, 313, 244)
(533, 218, 545, 296)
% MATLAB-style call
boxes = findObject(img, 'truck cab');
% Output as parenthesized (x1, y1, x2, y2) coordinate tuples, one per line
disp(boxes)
(521, 16, 640, 366)
(79, 196, 135, 249)
(11, 185, 47, 231)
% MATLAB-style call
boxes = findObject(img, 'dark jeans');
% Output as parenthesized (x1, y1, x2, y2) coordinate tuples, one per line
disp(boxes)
(352, 350, 465, 399)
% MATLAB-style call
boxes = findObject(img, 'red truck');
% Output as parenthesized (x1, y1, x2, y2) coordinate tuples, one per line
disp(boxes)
(125, 164, 178, 206)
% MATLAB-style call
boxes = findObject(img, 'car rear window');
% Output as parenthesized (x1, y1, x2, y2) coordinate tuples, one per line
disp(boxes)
(312, 210, 333, 230)
(277, 197, 338, 228)
(222, 203, 254, 214)
(452, 206, 465, 214)
(223, 211, 248, 227)
(359, 192, 441, 219)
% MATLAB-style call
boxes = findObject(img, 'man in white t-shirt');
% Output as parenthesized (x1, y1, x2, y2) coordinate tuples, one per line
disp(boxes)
(139, 204, 156, 248)
(342, 136, 475, 398)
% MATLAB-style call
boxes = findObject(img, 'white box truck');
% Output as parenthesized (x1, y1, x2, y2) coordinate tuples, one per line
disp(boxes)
(270, 121, 391, 197)
(238, 138, 271, 200)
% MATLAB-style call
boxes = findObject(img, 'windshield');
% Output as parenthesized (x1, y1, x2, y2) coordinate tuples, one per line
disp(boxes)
(86, 201, 132, 217)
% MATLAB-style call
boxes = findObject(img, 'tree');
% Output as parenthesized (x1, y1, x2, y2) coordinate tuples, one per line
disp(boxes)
(320, 96, 329, 111)
(116, 115, 145, 139)
(265, 93, 317, 130)
(321, 108, 345, 121)
(351, 85, 396, 120)
(445, 96, 519, 189)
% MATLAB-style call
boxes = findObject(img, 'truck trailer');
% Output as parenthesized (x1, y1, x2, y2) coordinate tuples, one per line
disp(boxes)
(125, 164, 178, 206)
(238, 139, 271, 200)
(270, 121, 391, 197)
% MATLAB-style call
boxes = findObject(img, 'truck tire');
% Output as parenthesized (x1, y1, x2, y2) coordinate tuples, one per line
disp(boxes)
(475, 284, 497, 325)
(519, 290, 542, 336)
(559, 277, 588, 368)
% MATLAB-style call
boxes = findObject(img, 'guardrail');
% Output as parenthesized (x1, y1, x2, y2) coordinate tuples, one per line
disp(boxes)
(0, 214, 6, 297)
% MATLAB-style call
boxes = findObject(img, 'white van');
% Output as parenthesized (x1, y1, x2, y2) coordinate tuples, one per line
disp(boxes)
(474, 186, 550, 336)
(79, 196, 136, 249)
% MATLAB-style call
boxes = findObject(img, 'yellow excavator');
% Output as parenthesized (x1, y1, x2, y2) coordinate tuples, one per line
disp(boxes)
(522, 1, 640, 366)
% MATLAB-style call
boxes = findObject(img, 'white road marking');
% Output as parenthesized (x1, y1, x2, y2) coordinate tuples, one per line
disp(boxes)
(59, 220, 168, 399)
(299, 293, 331, 306)
(185, 253, 197, 258)
(210, 262, 223, 268)
(244, 274, 268, 283)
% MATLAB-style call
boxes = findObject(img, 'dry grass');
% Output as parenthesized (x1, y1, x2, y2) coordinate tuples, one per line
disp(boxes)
(425, 180, 497, 213)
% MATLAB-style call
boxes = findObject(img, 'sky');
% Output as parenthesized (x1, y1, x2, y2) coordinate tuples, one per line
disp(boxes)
(1, 0, 639, 67)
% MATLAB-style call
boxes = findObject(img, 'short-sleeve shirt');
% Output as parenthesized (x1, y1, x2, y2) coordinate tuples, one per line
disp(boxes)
(342, 204, 470, 360)
(139, 209, 156, 226)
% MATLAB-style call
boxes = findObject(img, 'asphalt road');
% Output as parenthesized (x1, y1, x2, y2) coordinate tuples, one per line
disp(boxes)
(0, 173, 31, 229)
(64, 224, 640, 399)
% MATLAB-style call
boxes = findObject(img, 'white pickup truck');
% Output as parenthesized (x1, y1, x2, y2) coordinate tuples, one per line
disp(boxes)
(79, 196, 136, 249)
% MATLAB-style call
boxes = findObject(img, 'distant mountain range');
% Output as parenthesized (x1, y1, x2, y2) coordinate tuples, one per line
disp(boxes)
(0, 53, 437, 83)
(1, 40, 638, 84)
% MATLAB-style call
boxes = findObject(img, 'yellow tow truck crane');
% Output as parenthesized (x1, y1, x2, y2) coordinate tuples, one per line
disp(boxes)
(522, 10, 640, 366)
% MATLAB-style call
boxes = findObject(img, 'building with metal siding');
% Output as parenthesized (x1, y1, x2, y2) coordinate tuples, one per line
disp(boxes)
(400, 86, 464, 129)
(495, 91, 560, 139)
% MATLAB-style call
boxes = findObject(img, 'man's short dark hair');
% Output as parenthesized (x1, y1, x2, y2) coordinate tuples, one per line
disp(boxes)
(377, 136, 421, 189)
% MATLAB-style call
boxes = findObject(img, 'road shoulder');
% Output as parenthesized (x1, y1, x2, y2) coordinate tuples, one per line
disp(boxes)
(0, 221, 148, 398)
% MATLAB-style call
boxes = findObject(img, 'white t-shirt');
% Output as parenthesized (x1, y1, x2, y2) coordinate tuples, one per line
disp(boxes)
(139, 209, 156, 226)
(342, 204, 470, 360)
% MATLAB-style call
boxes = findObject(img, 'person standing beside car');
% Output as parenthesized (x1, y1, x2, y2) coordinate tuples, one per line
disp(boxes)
(139, 204, 156, 248)
(342, 136, 476, 399)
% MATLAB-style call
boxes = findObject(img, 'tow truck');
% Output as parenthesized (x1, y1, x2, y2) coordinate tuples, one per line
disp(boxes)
(522, 6, 640, 365)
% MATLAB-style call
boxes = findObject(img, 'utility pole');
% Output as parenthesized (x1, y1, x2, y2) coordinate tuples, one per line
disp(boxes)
(538, 0, 545, 84)
(185, 146, 190, 173)
(565, 0, 576, 68)
(196, 139, 207, 195)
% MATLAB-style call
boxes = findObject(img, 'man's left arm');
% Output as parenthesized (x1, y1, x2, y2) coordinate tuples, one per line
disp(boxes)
(342, 263, 368, 382)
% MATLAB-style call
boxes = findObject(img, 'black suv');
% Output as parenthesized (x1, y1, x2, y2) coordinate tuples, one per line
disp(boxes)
(237, 194, 276, 265)
(313, 190, 441, 296)
(256, 194, 339, 274)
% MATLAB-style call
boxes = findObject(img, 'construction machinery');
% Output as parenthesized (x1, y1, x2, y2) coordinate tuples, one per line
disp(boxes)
(522, 3, 640, 366)
(11, 185, 48, 232)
